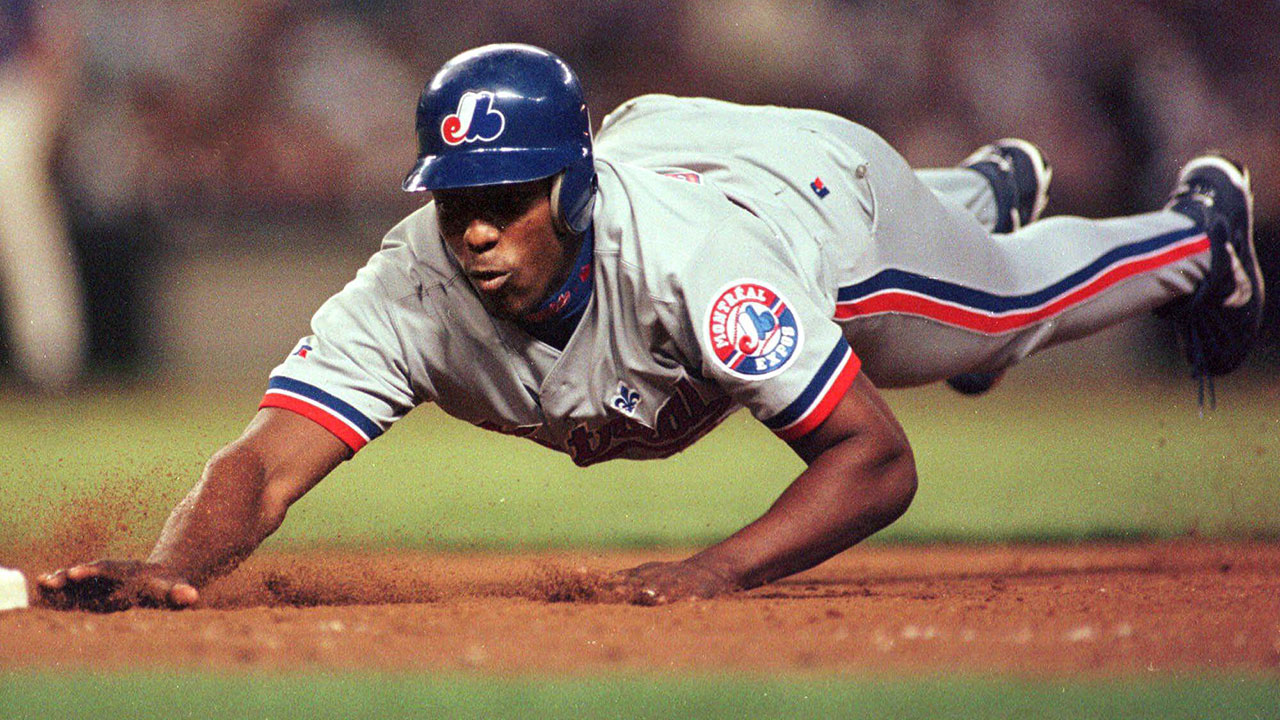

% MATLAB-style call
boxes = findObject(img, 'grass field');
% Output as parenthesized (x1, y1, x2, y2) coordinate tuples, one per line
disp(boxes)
(2, 374, 1277, 717)
(2, 373, 1277, 552)
(2, 672, 1278, 720)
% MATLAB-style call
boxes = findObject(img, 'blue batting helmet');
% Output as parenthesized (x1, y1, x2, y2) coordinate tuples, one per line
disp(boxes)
(402, 44, 596, 235)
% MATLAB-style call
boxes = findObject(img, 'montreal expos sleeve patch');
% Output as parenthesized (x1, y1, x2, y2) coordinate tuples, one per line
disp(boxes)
(704, 280, 804, 380)
(260, 376, 384, 451)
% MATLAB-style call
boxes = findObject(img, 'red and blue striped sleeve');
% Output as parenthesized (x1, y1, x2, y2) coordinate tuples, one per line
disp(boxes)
(259, 258, 417, 453)
(682, 215, 863, 443)
(760, 338, 861, 441)
(260, 376, 385, 451)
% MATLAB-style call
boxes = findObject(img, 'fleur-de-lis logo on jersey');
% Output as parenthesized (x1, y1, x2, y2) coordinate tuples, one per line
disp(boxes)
(612, 383, 641, 416)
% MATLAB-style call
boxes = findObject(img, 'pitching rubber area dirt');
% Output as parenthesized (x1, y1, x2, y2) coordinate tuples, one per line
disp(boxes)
(2, 541, 1278, 674)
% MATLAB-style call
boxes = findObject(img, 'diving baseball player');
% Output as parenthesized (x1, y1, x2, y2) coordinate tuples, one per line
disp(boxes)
(39, 44, 1263, 610)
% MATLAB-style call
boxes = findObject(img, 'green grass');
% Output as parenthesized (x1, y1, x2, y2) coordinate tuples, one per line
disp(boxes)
(1, 374, 1277, 552)
(0, 672, 1277, 720)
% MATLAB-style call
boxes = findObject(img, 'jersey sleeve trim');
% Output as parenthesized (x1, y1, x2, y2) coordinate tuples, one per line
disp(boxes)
(259, 376, 384, 452)
(763, 339, 861, 442)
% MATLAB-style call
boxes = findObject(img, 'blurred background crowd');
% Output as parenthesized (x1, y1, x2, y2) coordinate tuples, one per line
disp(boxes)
(1, 0, 1277, 389)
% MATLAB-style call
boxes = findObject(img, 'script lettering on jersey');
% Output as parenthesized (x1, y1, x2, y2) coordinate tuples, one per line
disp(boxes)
(563, 377, 733, 466)
(474, 420, 566, 454)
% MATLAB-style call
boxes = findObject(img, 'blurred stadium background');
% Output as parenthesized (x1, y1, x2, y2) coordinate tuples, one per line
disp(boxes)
(0, 0, 1276, 388)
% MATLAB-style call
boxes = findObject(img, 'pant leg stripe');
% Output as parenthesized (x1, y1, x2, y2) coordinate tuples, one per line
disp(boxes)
(835, 230, 1208, 333)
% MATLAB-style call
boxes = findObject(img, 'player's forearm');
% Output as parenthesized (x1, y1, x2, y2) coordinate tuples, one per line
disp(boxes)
(691, 434, 916, 590)
(145, 443, 289, 586)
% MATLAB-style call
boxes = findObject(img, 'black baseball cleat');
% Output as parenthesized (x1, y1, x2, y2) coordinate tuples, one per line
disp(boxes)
(945, 370, 1007, 396)
(961, 137, 1053, 234)
(1160, 154, 1264, 402)
(947, 138, 1053, 396)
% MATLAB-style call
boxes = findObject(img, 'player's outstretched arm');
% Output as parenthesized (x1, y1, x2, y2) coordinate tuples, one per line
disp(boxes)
(613, 373, 916, 604)
(37, 408, 352, 611)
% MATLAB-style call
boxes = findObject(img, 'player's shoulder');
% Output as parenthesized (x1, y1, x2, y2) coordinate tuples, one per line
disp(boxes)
(597, 94, 849, 147)
(597, 94, 690, 139)
(593, 160, 778, 296)
(594, 159, 756, 244)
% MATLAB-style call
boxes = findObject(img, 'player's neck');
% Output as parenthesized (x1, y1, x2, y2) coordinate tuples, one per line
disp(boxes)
(518, 226, 595, 350)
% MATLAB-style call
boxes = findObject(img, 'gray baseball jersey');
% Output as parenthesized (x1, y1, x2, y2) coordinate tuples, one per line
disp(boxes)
(262, 95, 1210, 464)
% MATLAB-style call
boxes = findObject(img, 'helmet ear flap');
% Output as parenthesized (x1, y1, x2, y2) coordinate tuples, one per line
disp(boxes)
(549, 172, 570, 236)
(550, 166, 597, 236)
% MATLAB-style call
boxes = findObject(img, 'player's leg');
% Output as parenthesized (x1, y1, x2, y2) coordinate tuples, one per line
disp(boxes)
(915, 140, 1053, 394)
(912, 167, 1001, 232)
(845, 213, 1211, 388)
(979, 154, 1261, 369)
(915, 139, 1052, 235)
(832, 124, 1259, 389)
(0, 66, 86, 391)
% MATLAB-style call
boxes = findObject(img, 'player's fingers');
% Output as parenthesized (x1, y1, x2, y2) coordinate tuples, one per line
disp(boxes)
(595, 575, 648, 605)
(594, 578, 628, 602)
(603, 577, 665, 606)
(57, 576, 129, 612)
(36, 570, 67, 589)
(46, 562, 134, 611)
(65, 559, 134, 582)
(629, 586, 665, 606)
(169, 583, 199, 608)
(136, 576, 198, 609)
(64, 563, 101, 582)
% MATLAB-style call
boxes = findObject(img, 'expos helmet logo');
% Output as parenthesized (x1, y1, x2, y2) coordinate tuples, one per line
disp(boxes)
(704, 280, 804, 379)
(440, 91, 506, 146)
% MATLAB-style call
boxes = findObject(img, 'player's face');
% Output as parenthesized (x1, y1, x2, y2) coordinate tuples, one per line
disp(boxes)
(435, 179, 577, 320)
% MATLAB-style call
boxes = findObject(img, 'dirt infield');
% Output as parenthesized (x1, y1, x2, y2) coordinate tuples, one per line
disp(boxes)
(2, 542, 1278, 675)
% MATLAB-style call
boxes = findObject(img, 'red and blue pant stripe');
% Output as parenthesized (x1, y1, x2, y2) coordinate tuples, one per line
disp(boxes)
(834, 226, 1209, 333)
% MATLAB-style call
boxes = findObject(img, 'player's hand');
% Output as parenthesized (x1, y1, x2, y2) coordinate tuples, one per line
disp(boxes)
(36, 560, 199, 612)
(608, 558, 742, 605)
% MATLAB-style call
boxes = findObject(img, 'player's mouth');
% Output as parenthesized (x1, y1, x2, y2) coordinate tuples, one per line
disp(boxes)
(469, 269, 511, 293)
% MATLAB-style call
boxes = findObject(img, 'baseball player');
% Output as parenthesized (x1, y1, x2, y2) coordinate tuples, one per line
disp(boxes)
(39, 44, 1263, 610)
(0, 0, 87, 391)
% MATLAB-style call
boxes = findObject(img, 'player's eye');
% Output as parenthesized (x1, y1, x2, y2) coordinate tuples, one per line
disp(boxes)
(435, 182, 546, 237)
(434, 196, 471, 237)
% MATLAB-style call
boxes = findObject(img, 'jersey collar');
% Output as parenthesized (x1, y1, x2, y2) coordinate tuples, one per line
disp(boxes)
(518, 225, 594, 350)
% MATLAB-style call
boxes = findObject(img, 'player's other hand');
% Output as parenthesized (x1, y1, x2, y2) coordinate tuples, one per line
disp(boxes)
(609, 558, 741, 605)
(36, 560, 199, 612)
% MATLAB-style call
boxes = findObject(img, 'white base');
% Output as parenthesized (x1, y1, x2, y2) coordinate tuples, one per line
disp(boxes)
(0, 567, 29, 611)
